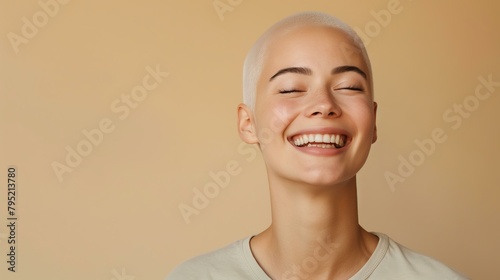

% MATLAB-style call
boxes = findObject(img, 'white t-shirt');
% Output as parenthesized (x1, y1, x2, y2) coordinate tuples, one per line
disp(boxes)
(166, 232, 468, 280)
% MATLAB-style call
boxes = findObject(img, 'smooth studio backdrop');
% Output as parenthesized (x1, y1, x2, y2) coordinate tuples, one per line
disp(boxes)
(1, 1, 499, 279)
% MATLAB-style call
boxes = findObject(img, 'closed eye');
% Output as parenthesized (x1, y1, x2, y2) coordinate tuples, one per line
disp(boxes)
(338, 86, 364, 91)
(279, 89, 304, 94)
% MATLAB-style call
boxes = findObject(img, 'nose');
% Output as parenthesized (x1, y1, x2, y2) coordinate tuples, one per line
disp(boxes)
(305, 90, 341, 118)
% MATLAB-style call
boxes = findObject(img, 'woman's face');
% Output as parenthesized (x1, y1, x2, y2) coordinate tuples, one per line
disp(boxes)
(246, 25, 377, 187)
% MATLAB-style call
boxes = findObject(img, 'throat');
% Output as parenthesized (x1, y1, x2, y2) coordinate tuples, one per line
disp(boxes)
(250, 226, 378, 280)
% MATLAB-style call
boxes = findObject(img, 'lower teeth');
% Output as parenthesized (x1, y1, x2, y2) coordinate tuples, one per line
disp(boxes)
(305, 143, 343, 149)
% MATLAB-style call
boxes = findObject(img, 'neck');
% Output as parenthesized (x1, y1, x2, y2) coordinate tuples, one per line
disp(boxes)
(250, 175, 378, 280)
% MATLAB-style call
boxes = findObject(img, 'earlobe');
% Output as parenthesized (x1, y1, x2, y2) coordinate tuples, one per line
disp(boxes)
(237, 104, 259, 144)
(372, 102, 378, 144)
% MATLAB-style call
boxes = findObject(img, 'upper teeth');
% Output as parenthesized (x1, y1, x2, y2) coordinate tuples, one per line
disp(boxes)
(292, 134, 346, 148)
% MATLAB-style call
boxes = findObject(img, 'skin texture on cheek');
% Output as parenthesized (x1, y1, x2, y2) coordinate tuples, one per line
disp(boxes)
(253, 103, 292, 152)
(253, 101, 305, 183)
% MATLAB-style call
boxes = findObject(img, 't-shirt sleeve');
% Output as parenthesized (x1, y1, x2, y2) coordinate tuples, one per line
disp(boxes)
(372, 238, 470, 279)
(166, 258, 206, 280)
(164, 237, 265, 280)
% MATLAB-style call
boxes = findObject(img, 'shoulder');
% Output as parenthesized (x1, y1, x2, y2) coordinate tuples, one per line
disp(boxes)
(165, 236, 256, 280)
(369, 233, 469, 280)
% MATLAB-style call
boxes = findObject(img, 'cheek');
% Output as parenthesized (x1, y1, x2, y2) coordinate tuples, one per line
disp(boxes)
(269, 102, 297, 129)
(342, 99, 375, 126)
(255, 101, 297, 145)
(354, 110, 376, 145)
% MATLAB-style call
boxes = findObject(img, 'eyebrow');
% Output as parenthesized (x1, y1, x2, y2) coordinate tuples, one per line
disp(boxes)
(269, 65, 367, 81)
(269, 67, 312, 81)
(331, 65, 367, 80)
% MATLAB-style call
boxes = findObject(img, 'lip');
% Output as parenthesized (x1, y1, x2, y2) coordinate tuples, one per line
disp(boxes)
(287, 127, 352, 156)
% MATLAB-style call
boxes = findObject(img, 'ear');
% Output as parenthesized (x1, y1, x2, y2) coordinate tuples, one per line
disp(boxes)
(237, 103, 259, 144)
(372, 101, 378, 144)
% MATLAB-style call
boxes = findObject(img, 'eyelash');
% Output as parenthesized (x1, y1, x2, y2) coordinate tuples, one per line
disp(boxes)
(279, 89, 303, 94)
(279, 86, 363, 94)
(339, 86, 364, 91)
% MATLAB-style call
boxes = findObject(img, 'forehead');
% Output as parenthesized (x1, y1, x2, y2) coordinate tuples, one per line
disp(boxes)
(260, 25, 369, 80)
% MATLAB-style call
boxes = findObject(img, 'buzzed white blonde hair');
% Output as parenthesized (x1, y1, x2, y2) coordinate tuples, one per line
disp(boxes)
(242, 11, 371, 110)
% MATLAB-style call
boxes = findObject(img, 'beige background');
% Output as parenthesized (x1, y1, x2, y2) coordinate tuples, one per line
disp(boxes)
(1, 0, 499, 279)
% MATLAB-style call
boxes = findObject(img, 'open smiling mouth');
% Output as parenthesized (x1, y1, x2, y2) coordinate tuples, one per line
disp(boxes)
(291, 134, 348, 149)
